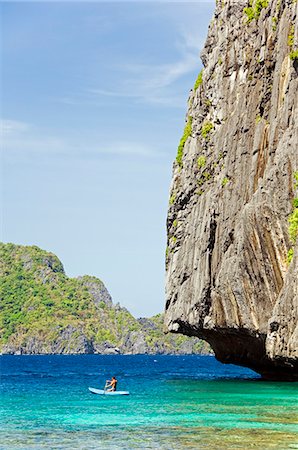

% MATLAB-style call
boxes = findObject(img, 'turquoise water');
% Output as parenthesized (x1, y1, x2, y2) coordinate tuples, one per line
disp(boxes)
(1, 355, 297, 449)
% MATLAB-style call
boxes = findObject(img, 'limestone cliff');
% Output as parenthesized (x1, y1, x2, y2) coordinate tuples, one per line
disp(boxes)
(165, 0, 298, 380)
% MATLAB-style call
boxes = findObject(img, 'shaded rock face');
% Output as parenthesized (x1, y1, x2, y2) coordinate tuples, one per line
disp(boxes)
(165, 0, 298, 380)
(1, 326, 94, 355)
(77, 275, 113, 307)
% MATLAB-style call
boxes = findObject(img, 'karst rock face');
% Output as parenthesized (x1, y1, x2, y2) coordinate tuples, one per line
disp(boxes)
(165, 0, 298, 380)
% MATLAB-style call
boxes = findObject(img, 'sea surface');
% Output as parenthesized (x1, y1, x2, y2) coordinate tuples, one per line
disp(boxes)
(0, 355, 297, 449)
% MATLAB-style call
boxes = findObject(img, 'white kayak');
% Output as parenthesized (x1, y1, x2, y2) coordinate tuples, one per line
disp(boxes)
(88, 387, 129, 396)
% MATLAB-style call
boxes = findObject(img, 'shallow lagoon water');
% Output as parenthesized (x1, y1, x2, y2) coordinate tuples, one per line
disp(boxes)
(1, 355, 297, 449)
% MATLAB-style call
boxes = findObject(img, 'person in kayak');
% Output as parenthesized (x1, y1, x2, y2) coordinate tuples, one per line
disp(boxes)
(105, 376, 117, 392)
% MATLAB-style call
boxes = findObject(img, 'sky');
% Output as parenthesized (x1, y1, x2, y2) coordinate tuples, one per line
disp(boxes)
(1, 1, 215, 317)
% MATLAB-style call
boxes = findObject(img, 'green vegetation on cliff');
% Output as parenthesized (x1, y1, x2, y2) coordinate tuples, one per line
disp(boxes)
(243, 0, 269, 23)
(287, 172, 298, 264)
(200, 121, 214, 139)
(194, 70, 203, 91)
(0, 243, 210, 355)
(290, 50, 298, 61)
(176, 117, 192, 168)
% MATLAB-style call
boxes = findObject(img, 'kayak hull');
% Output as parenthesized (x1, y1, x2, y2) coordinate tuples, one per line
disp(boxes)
(88, 387, 129, 395)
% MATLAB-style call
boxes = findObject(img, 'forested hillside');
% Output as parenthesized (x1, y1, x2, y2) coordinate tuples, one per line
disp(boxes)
(0, 243, 210, 355)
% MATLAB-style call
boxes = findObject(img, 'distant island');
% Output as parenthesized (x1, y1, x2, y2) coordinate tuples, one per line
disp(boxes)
(0, 242, 211, 355)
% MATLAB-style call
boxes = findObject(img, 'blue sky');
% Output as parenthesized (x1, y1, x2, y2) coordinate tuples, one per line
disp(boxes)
(1, 1, 215, 317)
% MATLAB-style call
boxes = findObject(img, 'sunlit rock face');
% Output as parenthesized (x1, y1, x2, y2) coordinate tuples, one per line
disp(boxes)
(165, 0, 298, 380)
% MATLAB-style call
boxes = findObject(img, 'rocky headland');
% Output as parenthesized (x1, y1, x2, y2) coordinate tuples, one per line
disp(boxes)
(0, 242, 210, 355)
(165, 0, 297, 380)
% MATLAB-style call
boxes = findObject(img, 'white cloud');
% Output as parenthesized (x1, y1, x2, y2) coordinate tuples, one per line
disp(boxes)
(98, 142, 165, 158)
(1, 119, 67, 156)
(178, 28, 205, 53)
(0, 119, 30, 136)
(114, 53, 199, 92)
(86, 89, 140, 99)
(2, 118, 164, 161)
(87, 31, 203, 107)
